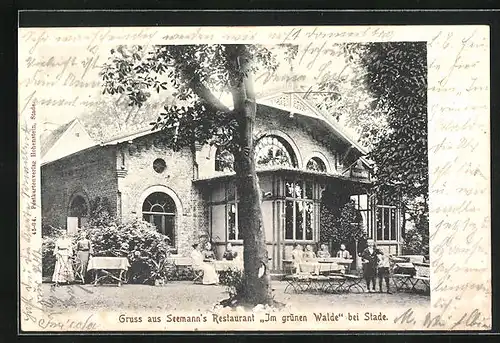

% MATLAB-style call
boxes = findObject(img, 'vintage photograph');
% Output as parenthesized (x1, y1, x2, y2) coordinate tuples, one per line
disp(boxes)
(39, 41, 429, 312)
(19, 25, 490, 331)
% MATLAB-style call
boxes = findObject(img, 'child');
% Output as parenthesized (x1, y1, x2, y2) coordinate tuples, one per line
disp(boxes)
(376, 250, 392, 294)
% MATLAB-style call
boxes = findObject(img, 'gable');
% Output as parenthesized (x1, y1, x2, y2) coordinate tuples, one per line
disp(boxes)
(41, 119, 97, 165)
(257, 92, 367, 156)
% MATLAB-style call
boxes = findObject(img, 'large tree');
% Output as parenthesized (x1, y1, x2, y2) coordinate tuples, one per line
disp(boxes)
(318, 42, 427, 202)
(100, 44, 281, 305)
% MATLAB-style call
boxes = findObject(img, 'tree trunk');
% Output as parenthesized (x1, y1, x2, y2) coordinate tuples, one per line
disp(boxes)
(230, 45, 272, 305)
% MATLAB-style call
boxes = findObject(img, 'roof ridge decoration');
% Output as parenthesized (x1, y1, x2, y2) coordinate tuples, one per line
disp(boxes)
(257, 91, 367, 155)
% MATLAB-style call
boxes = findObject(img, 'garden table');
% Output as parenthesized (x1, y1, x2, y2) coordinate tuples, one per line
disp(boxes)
(212, 260, 244, 272)
(299, 262, 342, 275)
(87, 257, 130, 287)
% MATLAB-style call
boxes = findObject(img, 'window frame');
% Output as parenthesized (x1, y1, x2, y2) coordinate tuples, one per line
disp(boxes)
(142, 192, 177, 244)
(375, 204, 398, 242)
(283, 179, 315, 242)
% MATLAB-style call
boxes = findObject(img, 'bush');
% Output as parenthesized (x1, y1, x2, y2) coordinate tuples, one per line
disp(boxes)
(218, 269, 245, 298)
(403, 228, 429, 256)
(42, 218, 172, 284)
(165, 265, 196, 281)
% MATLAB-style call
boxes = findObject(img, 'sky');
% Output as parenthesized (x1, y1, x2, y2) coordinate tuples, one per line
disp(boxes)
(18, 30, 363, 142)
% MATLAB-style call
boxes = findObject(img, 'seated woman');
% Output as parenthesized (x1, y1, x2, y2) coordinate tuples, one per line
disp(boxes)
(191, 243, 219, 285)
(202, 242, 216, 261)
(316, 243, 331, 258)
(303, 244, 316, 260)
(222, 242, 238, 261)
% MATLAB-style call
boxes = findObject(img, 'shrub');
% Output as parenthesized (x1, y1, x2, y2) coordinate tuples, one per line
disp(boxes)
(403, 228, 429, 256)
(218, 269, 245, 298)
(42, 218, 172, 284)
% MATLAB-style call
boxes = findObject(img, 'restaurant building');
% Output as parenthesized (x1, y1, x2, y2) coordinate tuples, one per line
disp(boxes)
(41, 91, 404, 272)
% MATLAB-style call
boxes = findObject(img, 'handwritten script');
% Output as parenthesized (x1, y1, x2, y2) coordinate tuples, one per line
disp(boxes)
(18, 25, 490, 331)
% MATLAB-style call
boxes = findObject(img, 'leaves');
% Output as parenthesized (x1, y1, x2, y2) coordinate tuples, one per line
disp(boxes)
(320, 200, 366, 245)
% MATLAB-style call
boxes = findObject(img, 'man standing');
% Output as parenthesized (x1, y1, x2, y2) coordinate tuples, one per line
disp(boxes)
(361, 241, 377, 292)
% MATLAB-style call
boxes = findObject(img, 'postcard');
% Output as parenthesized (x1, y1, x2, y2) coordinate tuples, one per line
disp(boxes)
(18, 24, 490, 331)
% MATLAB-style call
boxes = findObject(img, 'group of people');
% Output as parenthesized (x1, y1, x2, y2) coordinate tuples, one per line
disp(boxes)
(289, 241, 392, 294)
(190, 241, 241, 285)
(361, 241, 392, 294)
(290, 242, 352, 268)
(51, 229, 93, 286)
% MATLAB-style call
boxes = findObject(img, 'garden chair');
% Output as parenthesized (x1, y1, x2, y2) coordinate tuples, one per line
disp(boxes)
(410, 262, 430, 294)
(391, 260, 416, 292)
(72, 255, 85, 284)
(193, 269, 204, 284)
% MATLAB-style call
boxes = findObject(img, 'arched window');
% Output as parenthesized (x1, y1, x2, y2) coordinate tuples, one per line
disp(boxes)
(215, 148, 235, 172)
(306, 157, 327, 173)
(142, 192, 176, 244)
(254, 136, 297, 169)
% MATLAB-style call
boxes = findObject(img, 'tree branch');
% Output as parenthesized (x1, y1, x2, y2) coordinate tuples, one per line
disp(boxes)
(187, 77, 230, 113)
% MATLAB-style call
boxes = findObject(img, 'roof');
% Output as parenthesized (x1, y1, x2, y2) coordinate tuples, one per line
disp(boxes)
(42, 91, 369, 164)
(100, 93, 368, 157)
(41, 119, 77, 157)
(193, 167, 373, 193)
(40, 118, 98, 165)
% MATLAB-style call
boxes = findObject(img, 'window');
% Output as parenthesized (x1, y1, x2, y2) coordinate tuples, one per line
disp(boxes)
(226, 185, 241, 240)
(227, 203, 239, 240)
(153, 158, 167, 173)
(142, 192, 176, 244)
(306, 157, 327, 173)
(214, 135, 298, 172)
(350, 194, 371, 239)
(284, 179, 314, 241)
(376, 205, 397, 241)
(215, 148, 235, 172)
(255, 136, 297, 168)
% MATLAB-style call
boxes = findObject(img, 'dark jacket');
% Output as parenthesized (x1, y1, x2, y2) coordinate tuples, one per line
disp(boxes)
(361, 247, 377, 277)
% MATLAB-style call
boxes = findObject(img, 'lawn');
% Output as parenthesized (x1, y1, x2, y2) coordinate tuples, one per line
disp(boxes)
(41, 280, 430, 313)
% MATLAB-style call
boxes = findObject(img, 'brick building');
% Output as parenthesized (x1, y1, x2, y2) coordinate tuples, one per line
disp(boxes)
(41, 92, 404, 271)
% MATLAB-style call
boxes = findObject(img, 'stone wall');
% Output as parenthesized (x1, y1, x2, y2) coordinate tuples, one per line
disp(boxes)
(115, 134, 208, 256)
(41, 146, 118, 229)
(196, 104, 346, 179)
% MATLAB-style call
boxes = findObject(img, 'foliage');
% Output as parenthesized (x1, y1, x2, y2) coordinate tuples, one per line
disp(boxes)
(100, 44, 284, 153)
(403, 196, 429, 256)
(403, 228, 429, 256)
(79, 93, 173, 142)
(165, 265, 196, 281)
(42, 233, 58, 277)
(317, 42, 427, 201)
(85, 218, 171, 283)
(218, 268, 245, 298)
(42, 218, 172, 283)
(88, 196, 115, 227)
(320, 200, 366, 246)
(362, 42, 428, 201)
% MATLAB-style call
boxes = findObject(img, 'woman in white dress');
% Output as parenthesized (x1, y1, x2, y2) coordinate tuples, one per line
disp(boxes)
(290, 243, 304, 272)
(52, 230, 75, 286)
(190, 243, 219, 285)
